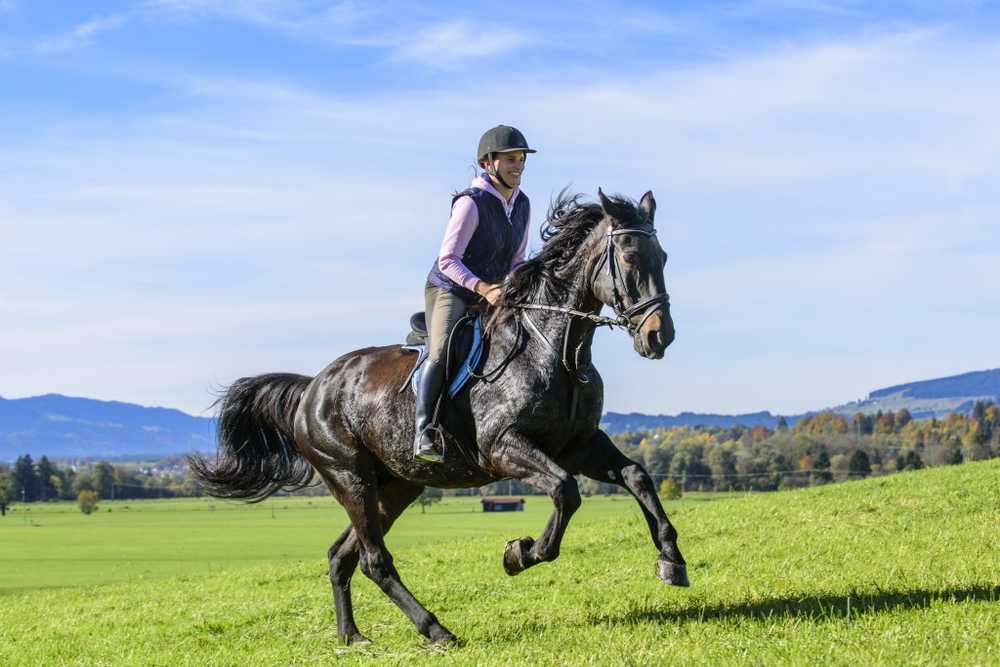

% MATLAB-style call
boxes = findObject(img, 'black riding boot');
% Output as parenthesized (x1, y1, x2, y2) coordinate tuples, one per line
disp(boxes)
(414, 358, 446, 463)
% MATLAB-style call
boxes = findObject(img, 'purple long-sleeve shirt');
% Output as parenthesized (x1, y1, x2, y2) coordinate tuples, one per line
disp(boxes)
(437, 174, 529, 292)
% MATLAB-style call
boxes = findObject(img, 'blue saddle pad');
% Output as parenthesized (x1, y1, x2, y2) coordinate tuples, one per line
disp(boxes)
(403, 316, 484, 399)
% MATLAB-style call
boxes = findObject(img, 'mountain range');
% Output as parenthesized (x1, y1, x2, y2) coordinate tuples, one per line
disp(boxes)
(2, 368, 999, 460)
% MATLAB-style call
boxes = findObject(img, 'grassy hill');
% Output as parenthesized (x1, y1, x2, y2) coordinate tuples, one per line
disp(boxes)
(1, 461, 997, 665)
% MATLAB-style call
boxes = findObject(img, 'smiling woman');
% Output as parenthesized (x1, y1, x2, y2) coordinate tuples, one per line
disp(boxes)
(416, 125, 536, 463)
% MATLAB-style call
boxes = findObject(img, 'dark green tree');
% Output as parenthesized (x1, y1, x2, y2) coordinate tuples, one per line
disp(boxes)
(814, 450, 833, 483)
(898, 450, 924, 471)
(0, 466, 14, 516)
(94, 461, 116, 501)
(847, 450, 871, 479)
(13, 455, 40, 502)
(948, 446, 964, 465)
(417, 487, 443, 514)
(36, 456, 59, 501)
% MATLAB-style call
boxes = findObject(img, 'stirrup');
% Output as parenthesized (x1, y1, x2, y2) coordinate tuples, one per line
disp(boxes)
(414, 426, 444, 464)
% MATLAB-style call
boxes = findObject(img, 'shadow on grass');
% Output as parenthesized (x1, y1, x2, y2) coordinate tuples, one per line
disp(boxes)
(592, 584, 1000, 626)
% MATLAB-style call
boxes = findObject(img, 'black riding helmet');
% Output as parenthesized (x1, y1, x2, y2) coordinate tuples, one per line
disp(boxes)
(477, 125, 536, 189)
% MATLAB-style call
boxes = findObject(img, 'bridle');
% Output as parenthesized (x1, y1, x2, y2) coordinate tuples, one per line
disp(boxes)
(508, 225, 671, 385)
(514, 226, 671, 335)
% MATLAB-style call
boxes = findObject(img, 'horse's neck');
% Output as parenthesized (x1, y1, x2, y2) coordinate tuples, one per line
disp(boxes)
(517, 229, 606, 371)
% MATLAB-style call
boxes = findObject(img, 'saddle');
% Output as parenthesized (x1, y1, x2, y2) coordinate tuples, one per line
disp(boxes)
(400, 311, 485, 399)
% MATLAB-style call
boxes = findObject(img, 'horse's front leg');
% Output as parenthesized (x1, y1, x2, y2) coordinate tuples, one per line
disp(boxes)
(491, 431, 582, 575)
(563, 429, 689, 586)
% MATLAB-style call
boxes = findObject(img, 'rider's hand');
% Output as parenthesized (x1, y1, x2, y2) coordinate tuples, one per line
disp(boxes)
(475, 281, 502, 306)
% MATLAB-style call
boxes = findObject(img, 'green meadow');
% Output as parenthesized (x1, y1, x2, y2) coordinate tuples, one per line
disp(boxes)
(1, 461, 997, 666)
(0, 492, 666, 592)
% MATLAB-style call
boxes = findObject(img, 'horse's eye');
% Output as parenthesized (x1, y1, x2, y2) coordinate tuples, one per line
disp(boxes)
(623, 252, 640, 264)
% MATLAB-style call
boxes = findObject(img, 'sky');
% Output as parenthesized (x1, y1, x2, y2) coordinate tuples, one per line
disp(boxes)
(2, 0, 1000, 417)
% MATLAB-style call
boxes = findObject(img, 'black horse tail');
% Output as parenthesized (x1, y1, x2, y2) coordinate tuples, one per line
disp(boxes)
(189, 373, 314, 503)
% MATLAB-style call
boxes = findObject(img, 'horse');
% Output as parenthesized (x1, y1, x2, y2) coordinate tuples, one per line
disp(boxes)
(189, 189, 688, 645)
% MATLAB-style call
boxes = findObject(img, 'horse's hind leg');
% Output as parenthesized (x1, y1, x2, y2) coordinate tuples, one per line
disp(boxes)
(325, 468, 457, 644)
(565, 429, 688, 586)
(327, 479, 424, 645)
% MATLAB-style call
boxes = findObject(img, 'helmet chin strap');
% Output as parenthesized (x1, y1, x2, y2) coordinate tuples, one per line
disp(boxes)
(485, 153, 513, 190)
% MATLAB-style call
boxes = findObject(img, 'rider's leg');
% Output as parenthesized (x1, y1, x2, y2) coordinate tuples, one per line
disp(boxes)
(414, 283, 467, 463)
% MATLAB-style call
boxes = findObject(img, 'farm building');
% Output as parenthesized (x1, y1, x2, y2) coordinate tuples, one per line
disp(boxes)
(480, 496, 525, 512)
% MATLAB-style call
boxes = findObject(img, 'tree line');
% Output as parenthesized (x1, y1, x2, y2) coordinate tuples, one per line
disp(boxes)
(3, 402, 997, 511)
(0, 456, 198, 515)
(589, 402, 1000, 495)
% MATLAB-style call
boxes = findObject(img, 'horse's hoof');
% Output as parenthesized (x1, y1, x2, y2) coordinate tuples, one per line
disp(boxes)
(344, 632, 372, 646)
(503, 536, 534, 576)
(657, 558, 690, 587)
(429, 628, 459, 646)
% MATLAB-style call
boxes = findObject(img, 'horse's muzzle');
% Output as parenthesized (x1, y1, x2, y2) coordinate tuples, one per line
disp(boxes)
(635, 310, 674, 359)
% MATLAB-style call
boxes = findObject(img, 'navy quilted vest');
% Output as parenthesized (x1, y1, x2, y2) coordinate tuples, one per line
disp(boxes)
(427, 187, 529, 302)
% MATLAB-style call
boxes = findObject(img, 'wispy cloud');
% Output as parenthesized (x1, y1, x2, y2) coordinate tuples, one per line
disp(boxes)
(391, 20, 532, 68)
(35, 13, 129, 53)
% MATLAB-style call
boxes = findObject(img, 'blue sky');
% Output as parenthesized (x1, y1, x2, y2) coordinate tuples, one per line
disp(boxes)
(3, 1, 1000, 416)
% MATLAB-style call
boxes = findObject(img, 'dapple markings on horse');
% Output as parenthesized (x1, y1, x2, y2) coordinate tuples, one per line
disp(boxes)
(190, 189, 687, 645)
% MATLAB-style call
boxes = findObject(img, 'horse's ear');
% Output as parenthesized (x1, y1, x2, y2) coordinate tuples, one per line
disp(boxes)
(598, 188, 614, 215)
(639, 190, 656, 222)
(598, 188, 624, 226)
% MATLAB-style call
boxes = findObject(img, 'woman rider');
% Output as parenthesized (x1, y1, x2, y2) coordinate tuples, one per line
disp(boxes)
(414, 125, 536, 463)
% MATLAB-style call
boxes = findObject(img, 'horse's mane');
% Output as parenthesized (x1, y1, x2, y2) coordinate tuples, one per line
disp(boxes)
(487, 189, 643, 331)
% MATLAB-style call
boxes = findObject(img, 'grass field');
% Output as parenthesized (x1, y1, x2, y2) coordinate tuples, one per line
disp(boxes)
(0, 493, 707, 592)
(1, 461, 997, 665)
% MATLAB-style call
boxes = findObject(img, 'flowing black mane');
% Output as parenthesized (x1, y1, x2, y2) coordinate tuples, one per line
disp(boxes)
(490, 189, 644, 328)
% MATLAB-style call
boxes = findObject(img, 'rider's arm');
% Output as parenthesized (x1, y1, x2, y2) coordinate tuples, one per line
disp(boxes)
(437, 195, 482, 292)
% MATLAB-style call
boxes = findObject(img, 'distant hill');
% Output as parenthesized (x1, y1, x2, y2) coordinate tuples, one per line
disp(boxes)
(601, 411, 785, 434)
(0, 394, 214, 461)
(832, 368, 1000, 420)
(601, 367, 1000, 434)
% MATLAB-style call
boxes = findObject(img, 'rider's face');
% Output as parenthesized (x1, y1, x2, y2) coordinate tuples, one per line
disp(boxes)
(487, 151, 526, 189)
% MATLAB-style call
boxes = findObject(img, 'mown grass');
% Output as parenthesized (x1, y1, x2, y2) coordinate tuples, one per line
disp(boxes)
(1, 493, 712, 592)
(1, 461, 997, 665)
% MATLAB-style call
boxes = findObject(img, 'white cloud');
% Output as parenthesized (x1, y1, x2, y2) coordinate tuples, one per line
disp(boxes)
(35, 13, 129, 53)
(391, 20, 532, 68)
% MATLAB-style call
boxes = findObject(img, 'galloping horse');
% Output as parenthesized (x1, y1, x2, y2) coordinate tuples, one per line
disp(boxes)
(190, 189, 688, 645)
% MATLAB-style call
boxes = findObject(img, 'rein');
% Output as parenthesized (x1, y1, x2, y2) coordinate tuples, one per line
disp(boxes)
(470, 225, 670, 388)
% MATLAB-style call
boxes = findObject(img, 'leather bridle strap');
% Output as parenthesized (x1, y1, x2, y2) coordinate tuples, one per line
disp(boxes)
(597, 227, 670, 334)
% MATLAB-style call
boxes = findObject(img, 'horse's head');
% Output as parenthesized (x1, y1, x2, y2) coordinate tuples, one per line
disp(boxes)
(591, 189, 674, 359)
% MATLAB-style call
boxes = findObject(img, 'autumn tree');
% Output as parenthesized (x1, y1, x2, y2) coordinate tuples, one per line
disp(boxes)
(658, 478, 682, 500)
(78, 490, 99, 515)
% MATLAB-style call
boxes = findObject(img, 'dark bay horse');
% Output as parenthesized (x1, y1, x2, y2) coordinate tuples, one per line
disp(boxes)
(190, 189, 688, 645)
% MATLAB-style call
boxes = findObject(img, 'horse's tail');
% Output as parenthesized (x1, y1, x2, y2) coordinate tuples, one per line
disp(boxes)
(188, 373, 314, 503)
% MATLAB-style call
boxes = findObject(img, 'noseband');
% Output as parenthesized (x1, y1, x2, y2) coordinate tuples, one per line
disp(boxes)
(598, 227, 671, 334)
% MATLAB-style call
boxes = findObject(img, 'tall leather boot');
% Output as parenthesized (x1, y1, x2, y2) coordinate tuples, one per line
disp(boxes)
(414, 358, 446, 463)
